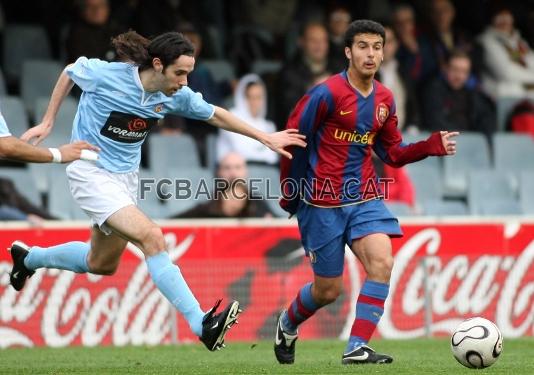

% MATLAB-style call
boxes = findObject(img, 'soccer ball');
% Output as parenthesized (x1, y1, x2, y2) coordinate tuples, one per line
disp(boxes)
(451, 317, 503, 369)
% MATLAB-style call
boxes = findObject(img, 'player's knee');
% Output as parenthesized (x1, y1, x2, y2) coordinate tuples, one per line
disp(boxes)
(139, 226, 165, 256)
(87, 260, 118, 276)
(368, 255, 394, 281)
(314, 284, 342, 305)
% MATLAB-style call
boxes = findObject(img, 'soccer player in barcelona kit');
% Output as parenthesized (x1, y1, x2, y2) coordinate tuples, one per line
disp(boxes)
(275, 20, 458, 364)
(6, 31, 306, 352)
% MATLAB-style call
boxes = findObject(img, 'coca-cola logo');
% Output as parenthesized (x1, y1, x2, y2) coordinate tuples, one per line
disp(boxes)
(128, 118, 147, 132)
(0, 225, 533, 348)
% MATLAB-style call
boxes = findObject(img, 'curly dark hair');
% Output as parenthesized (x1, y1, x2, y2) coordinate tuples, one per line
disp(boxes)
(344, 20, 386, 48)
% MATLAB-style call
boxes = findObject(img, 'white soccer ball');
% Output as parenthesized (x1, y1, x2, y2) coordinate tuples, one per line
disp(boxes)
(451, 317, 503, 369)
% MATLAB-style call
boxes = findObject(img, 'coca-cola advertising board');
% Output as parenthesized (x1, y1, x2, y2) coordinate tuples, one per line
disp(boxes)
(0, 219, 533, 348)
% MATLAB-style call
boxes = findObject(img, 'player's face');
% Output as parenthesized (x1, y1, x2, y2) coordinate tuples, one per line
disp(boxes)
(160, 55, 195, 96)
(345, 33, 384, 78)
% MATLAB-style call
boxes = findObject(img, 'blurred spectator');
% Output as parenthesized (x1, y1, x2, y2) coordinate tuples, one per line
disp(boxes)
(392, 4, 438, 86)
(506, 99, 534, 139)
(172, 152, 273, 218)
(477, 6, 534, 99)
(276, 22, 336, 128)
(217, 74, 278, 165)
(377, 25, 420, 131)
(133, 0, 187, 38)
(0, 177, 56, 224)
(228, 0, 298, 68)
(421, 51, 495, 140)
(66, 0, 122, 63)
(327, 7, 352, 72)
(427, 0, 473, 75)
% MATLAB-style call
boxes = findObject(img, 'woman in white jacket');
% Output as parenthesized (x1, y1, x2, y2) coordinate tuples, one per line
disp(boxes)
(217, 74, 279, 165)
(477, 7, 534, 99)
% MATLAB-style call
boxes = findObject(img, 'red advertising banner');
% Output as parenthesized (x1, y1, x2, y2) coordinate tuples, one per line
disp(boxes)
(0, 220, 533, 348)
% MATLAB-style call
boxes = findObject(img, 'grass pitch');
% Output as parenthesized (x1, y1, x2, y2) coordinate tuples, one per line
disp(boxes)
(1, 338, 532, 374)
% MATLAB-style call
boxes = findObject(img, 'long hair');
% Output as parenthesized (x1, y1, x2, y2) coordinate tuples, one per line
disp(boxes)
(111, 30, 194, 71)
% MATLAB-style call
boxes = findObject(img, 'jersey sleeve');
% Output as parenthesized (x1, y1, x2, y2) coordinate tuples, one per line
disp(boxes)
(168, 86, 215, 120)
(372, 98, 445, 168)
(65, 56, 107, 92)
(280, 84, 334, 215)
(0, 111, 11, 137)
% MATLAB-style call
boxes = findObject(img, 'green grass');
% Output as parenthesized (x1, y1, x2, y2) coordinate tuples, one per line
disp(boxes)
(1, 339, 533, 374)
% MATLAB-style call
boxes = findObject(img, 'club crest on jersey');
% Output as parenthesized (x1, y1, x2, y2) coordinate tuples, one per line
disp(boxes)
(376, 103, 389, 126)
(155, 104, 164, 113)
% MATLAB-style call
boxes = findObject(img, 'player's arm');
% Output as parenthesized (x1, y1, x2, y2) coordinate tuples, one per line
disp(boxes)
(207, 106, 306, 159)
(279, 86, 333, 214)
(21, 57, 103, 146)
(21, 67, 75, 145)
(0, 136, 99, 163)
(373, 104, 457, 168)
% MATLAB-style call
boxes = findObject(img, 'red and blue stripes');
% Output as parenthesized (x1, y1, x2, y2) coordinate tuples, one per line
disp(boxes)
(346, 279, 389, 353)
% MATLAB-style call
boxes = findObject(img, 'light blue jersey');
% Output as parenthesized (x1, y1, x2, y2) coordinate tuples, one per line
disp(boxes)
(0, 111, 11, 137)
(65, 57, 215, 173)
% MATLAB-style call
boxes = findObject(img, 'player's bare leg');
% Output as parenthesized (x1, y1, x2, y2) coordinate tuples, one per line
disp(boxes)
(86, 224, 128, 275)
(342, 233, 394, 365)
(105, 205, 241, 351)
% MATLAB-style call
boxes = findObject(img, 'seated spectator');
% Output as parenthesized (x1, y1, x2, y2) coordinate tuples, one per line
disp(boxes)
(392, 4, 438, 86)
(327, 7, 352, 72)
(477, 6, 534, 99)
(65, 0, 122, 63)
(217, 74, 278, 165)
(0, 177, 56, 224)
(172, 152, 272, 218)
(421, 51, 495, 140)
(427, 0, 472, 75)
(377, 25, 420, 131)
(276, 22, 337, 127)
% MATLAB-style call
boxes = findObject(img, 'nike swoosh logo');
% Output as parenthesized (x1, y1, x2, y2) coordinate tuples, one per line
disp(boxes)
(346, 351, 369, 361)
(12, 271, 19, 279)
(275, 329, 283, 346)
(275, 323, 296, 347)
(211, 321, 219, 329)
(340, 110, 353, 115)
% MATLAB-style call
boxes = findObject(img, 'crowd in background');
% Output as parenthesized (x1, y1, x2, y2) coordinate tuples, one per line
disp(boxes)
(0, 0, 534, 221)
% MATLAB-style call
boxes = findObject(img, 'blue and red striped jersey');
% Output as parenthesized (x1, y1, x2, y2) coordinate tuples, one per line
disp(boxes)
(280, 71, 445, 215)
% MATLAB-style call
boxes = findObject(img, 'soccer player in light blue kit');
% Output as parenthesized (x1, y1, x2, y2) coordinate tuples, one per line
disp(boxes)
(8, 31, 306, 351)
(0, 108, 97, 163)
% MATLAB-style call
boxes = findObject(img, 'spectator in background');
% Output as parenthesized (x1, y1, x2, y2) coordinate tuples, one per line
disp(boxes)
(173, 152, 273, 218)
(392, 4, 437, 86)
(276, 22, 336, 128)
(66, 0, 122, 63)
(421, 51, 495, 140)
(217, 74, 278, 165)
(377, 25, 420, 131)
(0, 177, 56, 224)
(477, 6, 534, 99)
(327, 7, 352, 72)
(427, 0, 472, 75)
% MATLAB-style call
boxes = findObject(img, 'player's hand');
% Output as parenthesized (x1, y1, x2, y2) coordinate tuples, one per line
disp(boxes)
(21, 122, 54, 146)
(58, 141, 100, 163)
(264, 129, 307, 159)
(441, 131, 459, 155)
